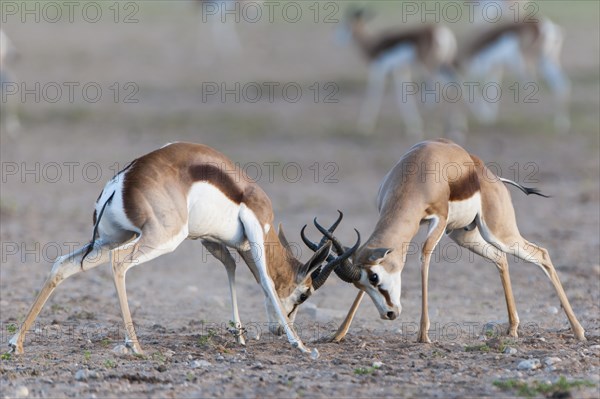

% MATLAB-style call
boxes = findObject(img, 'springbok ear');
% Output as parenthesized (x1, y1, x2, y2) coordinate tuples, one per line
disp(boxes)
(368, 248, 393, 264)
(278, 223, 292, 253)
(299, 241, 332, 281)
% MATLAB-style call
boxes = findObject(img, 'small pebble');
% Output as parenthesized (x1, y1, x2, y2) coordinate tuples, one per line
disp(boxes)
(311, 348, 319, 360)
(543, 357, 562, 366)
(517, 359, 541, 371)
(162, 349, 175, 358)
(372, 361, 383, 368)
(547, 306, 559, 314)
(156, 364, 167, 372)
(215, 355, 225, 362)
(503, 347, 517, 355)
(191, 359, 212, 369)
(14, 386, 29, 398)
(112, 344, 130, 355)
(74, 369, 98, 381)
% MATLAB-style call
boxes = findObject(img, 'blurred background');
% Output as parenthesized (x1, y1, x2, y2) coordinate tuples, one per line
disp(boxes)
(1, 0, 598, 371)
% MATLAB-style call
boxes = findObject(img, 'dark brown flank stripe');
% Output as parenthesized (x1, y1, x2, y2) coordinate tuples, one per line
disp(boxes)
(448, 170, 480, 202)
(462, 21, 540, 61)
(366, 26, 434, 61)
(189, 164, 244, 204)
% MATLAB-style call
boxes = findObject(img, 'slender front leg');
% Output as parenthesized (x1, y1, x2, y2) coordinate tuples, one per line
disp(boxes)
(328, 290, 365, 343)
(203, 241, 246, 345)
(238, 205, 316, 357)
(111, 249, 143, 354)
(109, 229, 187, 354)
(418, 218, 446, 343)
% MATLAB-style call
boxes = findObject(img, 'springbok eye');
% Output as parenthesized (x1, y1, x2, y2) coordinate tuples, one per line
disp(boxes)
(299, 293, 308, 303)
(369, 273, 379, 285)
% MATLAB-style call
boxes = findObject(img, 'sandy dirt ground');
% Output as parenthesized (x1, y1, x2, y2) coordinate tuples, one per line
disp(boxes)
(1, 1, 599, 398)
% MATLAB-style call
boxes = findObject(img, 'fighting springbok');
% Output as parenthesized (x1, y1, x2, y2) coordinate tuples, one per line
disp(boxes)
(9, 142, 358, 358)
(339, 8, 457, 135)
(303, 138, 586, 343)
(450, 17, 570, 133)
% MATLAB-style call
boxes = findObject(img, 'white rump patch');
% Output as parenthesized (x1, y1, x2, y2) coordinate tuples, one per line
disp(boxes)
(447, 192, 481, 231)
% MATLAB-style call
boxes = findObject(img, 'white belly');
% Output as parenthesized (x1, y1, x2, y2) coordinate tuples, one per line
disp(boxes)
(446, 193, 481, 231)
(187, 182, 245, 247)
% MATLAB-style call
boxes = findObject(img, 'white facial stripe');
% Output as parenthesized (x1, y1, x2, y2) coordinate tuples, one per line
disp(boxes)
(367, 265, 402, 310)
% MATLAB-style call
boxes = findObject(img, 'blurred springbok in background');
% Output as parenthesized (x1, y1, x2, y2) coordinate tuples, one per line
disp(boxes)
(449, 17, 571, 133)
(339, 8, 457, 136)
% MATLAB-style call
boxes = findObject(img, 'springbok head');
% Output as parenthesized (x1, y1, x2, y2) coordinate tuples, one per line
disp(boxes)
(301, 211, 401, 321)
(263, 222, 360, 332)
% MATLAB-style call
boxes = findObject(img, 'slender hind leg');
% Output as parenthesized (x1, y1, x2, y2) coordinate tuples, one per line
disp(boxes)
(502, 237, 585, 340)
(110, 228, 188, 354)
(449, 227, 520, 337)
(203, 241, 246, 345)
(9, 243, 112, 354)
(392, 67, 423, 137)
(358, 64, 388, 134)
(476, 214, 586, 341)
(418, 216, 447, 343)
(539, 56, 571, 133)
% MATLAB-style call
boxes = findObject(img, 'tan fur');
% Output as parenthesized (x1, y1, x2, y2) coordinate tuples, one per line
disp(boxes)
(328, 139, 586, 344)
(10, 142, 328, 356)
(350, 20, 455, 70)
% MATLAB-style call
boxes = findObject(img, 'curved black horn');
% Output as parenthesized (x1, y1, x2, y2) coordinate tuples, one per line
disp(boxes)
(313, 219, 363, 283)
(312, 229, 361, 290)
(315, 210, 344, 248)
(301, 224, 320, 252)
(301, 211, 344, 277)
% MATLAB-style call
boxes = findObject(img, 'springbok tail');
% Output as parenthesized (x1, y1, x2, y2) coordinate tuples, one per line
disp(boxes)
(81, 191, 115, 267)
(500, 177, 550, 198)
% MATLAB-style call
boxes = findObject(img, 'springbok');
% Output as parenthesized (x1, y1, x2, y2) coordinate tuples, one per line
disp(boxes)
(450, 17, 570, 133)
(339, 8, 457, 136)
(9, 142, 359, 358)
(303, 138, 586, 343)
(0, 30, 20, 136)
